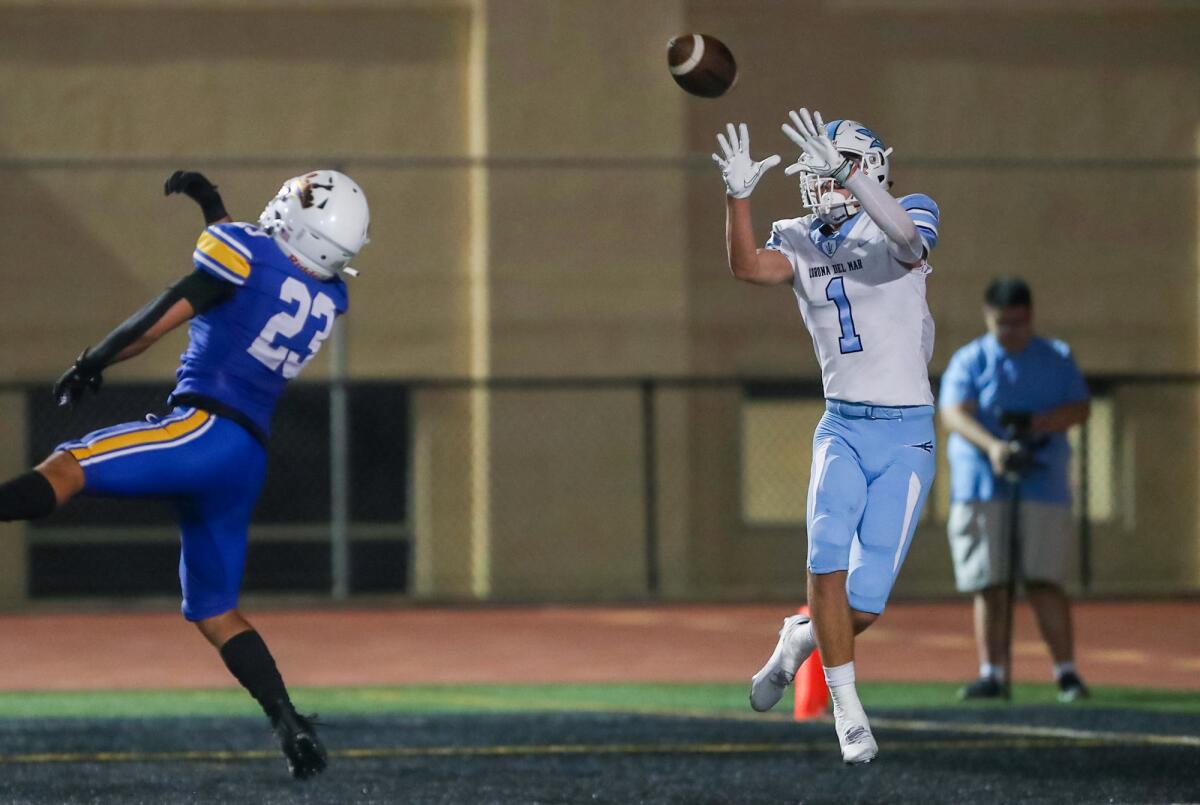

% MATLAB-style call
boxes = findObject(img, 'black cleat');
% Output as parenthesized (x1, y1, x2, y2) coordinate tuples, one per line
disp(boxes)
(1057, 671, 1090, 703)
(958, 676, 1007, 701)
(272, 705, 328, 780)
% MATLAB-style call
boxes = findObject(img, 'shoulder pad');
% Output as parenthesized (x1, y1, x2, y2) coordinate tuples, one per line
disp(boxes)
(193, 224, 256, 285)
(900, 193, 939, 217)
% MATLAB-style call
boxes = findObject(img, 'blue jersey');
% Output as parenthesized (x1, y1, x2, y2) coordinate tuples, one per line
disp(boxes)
(939, 334, 1089, 504)
(170, 223, 349, 438)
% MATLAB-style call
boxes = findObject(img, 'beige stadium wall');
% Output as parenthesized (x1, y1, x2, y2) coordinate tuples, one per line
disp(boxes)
(1, 2, 475, 381)
(1, 1, 1197, 601)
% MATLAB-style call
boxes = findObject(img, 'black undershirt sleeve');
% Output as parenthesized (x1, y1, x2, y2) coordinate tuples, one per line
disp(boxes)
(175, 268, 237, 313)
(79, 270, 235, 371)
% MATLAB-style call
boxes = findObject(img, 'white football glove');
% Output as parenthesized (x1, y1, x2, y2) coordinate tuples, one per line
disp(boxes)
(712, 123, 781, 199)
(782, 108, 853, 184)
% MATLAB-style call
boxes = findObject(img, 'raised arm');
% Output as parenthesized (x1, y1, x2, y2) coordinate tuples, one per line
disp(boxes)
(725, 197, 794, 285)
(54, 172, 238, 407)
(712, 123, 793, 286)
(842, 169, 925, 265)
(165, 171, 232, 226)
(53, 270, 235, 406)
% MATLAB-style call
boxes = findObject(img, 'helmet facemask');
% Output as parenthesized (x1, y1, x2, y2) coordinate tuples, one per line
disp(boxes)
(800, 169, 860, 227)
(794, 118, 894, 228)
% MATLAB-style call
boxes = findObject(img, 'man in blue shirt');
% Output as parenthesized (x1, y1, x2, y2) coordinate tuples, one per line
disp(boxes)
(939, 278, 1090, 701)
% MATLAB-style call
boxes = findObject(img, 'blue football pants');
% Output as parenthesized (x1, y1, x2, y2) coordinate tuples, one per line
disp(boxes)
(56, 407, 267, 621)
(806, 401, 937, 614)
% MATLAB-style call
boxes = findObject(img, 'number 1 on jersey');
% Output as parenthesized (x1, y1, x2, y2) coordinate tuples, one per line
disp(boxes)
(825, 277, 863, 354)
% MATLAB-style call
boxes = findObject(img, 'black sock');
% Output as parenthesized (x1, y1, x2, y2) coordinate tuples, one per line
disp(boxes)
(219, 630, 293, 722)
(0, 471, 57, 521)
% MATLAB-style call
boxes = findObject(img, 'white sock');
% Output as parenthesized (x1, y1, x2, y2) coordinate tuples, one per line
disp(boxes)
(823, 662, 868, 723)
(980, 662, 1006, 683)
(823, 660, 856, 689)
(1053, 661, 1076, 680)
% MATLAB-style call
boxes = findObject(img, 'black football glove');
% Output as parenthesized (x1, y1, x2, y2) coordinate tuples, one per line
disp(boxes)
(52, 351, 104, 408)
(164, 170, 229, 225)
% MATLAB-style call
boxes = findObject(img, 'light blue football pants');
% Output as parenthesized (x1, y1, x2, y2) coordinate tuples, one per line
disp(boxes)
(806, 400, 937, 614)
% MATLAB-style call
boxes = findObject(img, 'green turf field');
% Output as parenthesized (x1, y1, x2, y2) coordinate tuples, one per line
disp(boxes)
(2, 682, 1198, 803)
(0, 681, 1196, 719)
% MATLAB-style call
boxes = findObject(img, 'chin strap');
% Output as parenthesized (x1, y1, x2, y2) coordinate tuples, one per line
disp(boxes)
(843, 171, 924, 263)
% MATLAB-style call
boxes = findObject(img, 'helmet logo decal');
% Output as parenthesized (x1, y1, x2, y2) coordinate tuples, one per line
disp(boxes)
(854, 126, 885, 150)
(296, 174, 335, 210)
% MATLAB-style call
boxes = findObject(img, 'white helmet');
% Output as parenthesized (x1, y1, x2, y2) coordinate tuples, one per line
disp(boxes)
(798, 119, 893, 226)
(259, 170, 370, 279)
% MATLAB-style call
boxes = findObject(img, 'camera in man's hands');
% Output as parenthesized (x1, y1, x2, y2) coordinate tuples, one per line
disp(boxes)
(997, 411, 1044, 477)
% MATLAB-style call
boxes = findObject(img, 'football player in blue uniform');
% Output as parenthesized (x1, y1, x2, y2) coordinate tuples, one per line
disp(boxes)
(0, 169, 370, 780)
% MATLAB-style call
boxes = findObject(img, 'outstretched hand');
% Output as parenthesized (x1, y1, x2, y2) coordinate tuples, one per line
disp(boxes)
(164, 170, 229, 225)
(164, 170, 214, 197)
(53, 353, 103, 408)
(782, 108, 852, 184)
(712, 123, 781, 199)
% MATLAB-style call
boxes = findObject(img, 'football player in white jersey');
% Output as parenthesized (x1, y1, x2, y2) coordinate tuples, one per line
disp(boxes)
(712, 109, 940, 764)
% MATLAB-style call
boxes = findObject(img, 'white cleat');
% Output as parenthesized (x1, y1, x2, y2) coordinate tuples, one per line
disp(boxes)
(835, 714, 878, 765)
(749, 614, 814, 712)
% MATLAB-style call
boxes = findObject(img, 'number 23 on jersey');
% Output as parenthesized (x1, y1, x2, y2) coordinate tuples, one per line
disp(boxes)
(247, 277, 337, 378)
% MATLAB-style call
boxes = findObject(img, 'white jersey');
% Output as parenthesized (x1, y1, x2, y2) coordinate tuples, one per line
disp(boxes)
(766, 193, 940, 406)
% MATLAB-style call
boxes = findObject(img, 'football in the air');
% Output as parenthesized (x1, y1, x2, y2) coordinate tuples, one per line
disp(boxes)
(667, 33, 737, 98)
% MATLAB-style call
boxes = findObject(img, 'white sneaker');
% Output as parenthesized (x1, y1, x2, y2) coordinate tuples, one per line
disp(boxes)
(749, 614, 814, 712)
(834, 710, 878, 765)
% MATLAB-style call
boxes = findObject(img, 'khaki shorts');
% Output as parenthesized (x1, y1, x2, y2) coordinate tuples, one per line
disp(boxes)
(947, 499, 1075, 592)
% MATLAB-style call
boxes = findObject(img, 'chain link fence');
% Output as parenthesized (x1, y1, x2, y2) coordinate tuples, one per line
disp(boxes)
(6, 374, 1198, 604)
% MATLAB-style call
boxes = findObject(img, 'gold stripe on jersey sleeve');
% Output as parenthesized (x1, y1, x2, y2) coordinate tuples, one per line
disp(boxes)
(196, 232, 251, 279)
